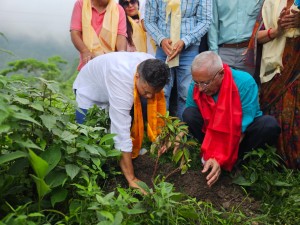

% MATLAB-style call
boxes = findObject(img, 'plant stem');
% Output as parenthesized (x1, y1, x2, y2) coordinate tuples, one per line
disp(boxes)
(165, 167, 181, 180)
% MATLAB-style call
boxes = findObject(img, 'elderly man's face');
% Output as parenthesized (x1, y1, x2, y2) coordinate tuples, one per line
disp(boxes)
(192, 66, 224, 96)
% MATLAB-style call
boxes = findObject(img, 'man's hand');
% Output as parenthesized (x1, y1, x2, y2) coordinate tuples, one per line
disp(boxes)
(202, 158, 221, 187)
(120, 152, 147, 195)
(168, 40, 185, 61)
(128, 177, 147, 195)
(161, 38, 173, 56)
(280, 8, 300, 29)
(81, 49, 94, 65)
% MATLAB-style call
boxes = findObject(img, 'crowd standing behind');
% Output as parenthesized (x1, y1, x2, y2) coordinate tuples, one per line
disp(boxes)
(71, 0, 300, 189)
(144, 0, 212, 121)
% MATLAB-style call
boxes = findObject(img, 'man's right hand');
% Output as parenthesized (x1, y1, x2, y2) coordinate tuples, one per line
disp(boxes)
(161, 38, 173, 56)
(128, 177, 147, 195)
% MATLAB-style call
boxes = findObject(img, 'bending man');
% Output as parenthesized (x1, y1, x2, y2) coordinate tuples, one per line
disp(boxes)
(73, 52, 170, 191)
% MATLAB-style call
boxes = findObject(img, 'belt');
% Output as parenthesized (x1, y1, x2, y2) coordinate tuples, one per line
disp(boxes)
(219, 40, 249, 48)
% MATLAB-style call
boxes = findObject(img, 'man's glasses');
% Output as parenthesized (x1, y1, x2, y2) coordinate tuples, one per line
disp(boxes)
(194, 67, 224, 90)
(121, 0, 138, 8)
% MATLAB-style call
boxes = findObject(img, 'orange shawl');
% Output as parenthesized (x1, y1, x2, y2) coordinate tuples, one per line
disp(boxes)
(131, 76, 166, 158)
(193, 64, 242, 171)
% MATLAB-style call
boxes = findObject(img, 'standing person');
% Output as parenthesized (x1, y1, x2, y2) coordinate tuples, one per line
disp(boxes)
(119, 0, 147, 52)
(139, 0, 156, 56)
(70, 0, 127, 70)
(208, 0, 264, 75)
(182, 51, 280, 186)
(248, 0, 300, 169)
(73, 52, 170, 192)
(144, 0, 212, 120)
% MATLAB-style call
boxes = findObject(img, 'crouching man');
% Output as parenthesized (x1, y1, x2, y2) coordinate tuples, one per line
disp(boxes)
(183, 51, 281, 187)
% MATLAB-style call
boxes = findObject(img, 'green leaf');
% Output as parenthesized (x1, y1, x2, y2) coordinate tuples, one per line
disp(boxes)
(14, 96, 30, 105)
(45, 171, 68, 188)
(0, 151, 27, 165)
(51, 188, 68, 207)
(13, 112, 42, 126)
(84, 145, 100, 155)
(232, 176, 252, 186)
(113, 211, 123, 225)
(173, 150, 183, 164)
(65, 164, 80, 180)
(28, 149, 49, 179)
(15, 139, 42, 150)
(40, 147, 61, 173)
(40, 114, 57, 130)
(28, 212, 44, 218)
(61, 131, 77, 142)
(106, 150, 121, 157)
(100, 133, 116, 145)
(30, 102, 44, 112)
(30, 174, 51, 200)
(99, 211, 114, 222)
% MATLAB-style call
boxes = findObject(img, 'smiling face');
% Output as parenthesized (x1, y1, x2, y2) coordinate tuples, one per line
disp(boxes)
(121, 0, 139, 17)
(192, 67, 224, 96)
(135, 73, 160, 99)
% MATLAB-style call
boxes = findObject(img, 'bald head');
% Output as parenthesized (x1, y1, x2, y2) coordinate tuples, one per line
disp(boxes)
(191, 51, 223, 76)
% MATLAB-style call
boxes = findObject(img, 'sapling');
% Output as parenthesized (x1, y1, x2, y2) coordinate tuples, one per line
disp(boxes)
(150, 112, 198, 181)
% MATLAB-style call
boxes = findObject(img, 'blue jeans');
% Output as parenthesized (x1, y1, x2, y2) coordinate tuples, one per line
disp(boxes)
(156, 45, 199, 120)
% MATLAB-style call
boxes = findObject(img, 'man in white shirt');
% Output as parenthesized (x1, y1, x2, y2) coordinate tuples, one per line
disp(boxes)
(73, 52, 170, 192)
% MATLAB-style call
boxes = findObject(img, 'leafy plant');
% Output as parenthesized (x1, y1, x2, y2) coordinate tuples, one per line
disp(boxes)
(150, 112, 199, 181)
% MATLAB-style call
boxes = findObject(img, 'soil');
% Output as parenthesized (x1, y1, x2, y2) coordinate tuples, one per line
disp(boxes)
(105, 153, 261, 217)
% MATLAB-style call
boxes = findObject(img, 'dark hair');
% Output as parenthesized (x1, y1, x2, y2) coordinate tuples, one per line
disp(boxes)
(137, 59, 170, 90)
(119, 0, 139, 47)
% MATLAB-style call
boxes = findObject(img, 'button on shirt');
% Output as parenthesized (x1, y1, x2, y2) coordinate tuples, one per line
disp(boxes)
(208, 0, 264, 52)
(73, 52, 154, 153)
(144, 0, 212, 48)
(186, 68, 262, 132)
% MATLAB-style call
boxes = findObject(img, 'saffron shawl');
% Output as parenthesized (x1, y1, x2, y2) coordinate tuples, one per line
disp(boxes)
(82, 0, 119, 55)
(131, 76, 166, 158)
(193, 64, 242, 171)
(128, 13, 147, 52)
(164, 0, 181, 68)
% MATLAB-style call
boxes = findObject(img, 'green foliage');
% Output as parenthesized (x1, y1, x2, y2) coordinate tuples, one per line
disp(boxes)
(150, 112, 199, 179)
(233, 146, 300, 224)
(0, 74, 120, 224)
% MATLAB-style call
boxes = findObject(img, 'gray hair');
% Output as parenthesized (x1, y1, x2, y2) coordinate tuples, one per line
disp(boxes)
(191, 51, 223, 76)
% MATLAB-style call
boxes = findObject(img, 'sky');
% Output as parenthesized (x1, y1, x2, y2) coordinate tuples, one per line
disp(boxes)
(0, 0, 77, 45)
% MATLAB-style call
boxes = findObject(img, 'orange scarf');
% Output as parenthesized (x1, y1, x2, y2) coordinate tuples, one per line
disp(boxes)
(193, 64, 242, 171)
(131, 76, 166, 158)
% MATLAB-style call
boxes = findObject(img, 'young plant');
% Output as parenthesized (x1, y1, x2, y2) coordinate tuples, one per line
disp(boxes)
(150, 112, 198, 181)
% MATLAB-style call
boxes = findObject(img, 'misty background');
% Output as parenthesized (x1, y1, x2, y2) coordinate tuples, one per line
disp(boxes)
(0, 0, 78, 69)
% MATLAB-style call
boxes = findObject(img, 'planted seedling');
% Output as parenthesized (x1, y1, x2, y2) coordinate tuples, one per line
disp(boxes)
(150, 112, 198, 181)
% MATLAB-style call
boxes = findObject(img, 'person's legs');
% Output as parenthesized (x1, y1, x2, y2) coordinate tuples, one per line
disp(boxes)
(239, 115, 281, 157)
(76, 108, 88, 124)
(176, 45, 199, 120)
(182, 107, 205, 143)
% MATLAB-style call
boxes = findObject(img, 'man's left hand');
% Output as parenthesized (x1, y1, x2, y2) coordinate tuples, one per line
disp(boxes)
(168, 40, 185, 61)
(202, 158, 221, 187)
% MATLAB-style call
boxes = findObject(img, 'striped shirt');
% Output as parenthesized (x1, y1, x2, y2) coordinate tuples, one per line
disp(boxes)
(144, 0, 212, 48)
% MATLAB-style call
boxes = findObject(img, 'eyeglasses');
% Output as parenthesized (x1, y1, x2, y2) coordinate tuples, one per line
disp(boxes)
(121, 0, 138, 8)
(194, 67, 224, 90)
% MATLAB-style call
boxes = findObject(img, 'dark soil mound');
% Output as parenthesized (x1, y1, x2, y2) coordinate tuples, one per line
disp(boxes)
(105, 154, 261, 217)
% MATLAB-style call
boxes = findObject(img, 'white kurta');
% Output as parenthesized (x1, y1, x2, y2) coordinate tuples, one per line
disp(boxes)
(73, 52, 154, 152)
